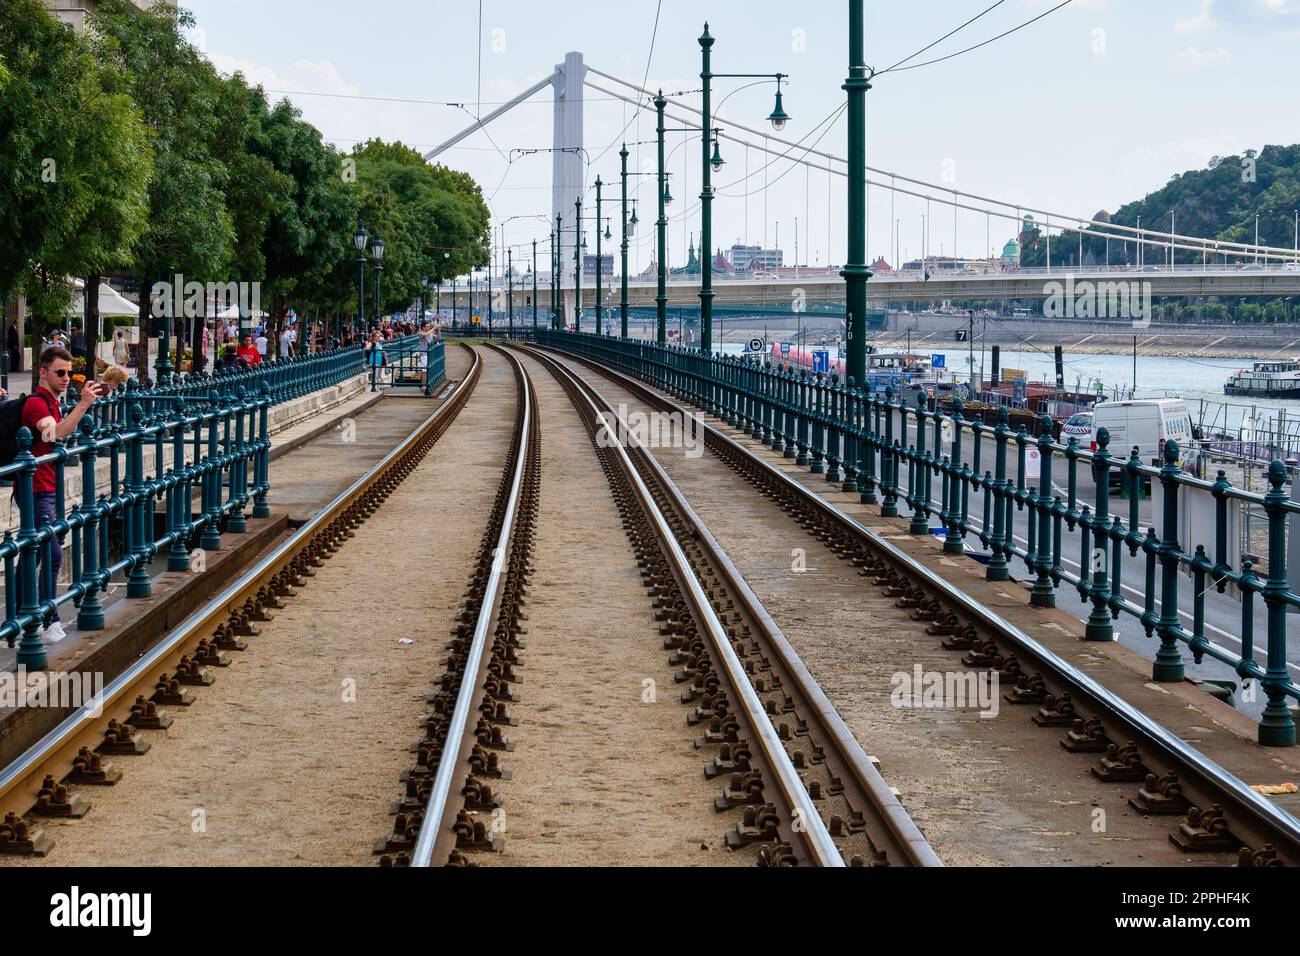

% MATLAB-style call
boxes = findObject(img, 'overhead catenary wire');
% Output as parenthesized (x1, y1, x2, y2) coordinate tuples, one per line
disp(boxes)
(879, 0, 1008, 74)
(585, 66, 1299, 259)
(878, 0, 1074, 75)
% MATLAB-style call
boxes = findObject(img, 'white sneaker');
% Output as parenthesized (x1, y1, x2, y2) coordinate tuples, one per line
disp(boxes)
(43, 621, 67, 644)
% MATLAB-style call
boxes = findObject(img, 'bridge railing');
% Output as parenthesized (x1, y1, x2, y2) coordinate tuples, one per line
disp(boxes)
(536, 329, 1300, 747)
(0, 341, 374, 670)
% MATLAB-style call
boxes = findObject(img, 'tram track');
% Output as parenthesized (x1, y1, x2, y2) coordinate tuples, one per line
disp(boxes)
(527, 343, 1300, 867)
(516, 344, 936, 866)
(0, 345, 483, 860)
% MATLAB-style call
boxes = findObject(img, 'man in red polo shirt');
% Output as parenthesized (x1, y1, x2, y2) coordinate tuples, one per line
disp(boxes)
(236, 334, 261, 367)
(22, 346, 107, 643)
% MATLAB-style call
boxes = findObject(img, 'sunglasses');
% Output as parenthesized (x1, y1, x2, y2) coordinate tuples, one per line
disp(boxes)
(49, 369, 71, 378)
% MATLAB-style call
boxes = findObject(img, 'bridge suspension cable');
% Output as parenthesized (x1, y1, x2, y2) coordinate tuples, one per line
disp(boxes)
(584, 66, 1300, 262)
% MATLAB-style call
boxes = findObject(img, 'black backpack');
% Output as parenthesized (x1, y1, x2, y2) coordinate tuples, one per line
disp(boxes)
(0, 393, 57, 468)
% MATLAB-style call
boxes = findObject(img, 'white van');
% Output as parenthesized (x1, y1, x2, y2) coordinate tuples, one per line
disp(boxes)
(1088, 399, 1194, 469)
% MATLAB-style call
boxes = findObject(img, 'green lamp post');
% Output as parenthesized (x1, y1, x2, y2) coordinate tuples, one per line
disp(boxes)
(697, 22, 790, 354)
(843, 0, 873, 387)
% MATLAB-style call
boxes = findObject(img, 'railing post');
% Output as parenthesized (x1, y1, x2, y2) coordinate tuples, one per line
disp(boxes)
(859, 390, 878, 505)
(125, 402, 151, 599)
(76, 417, 105, 631)
(200, 392, 223, 550)
(809, 373, 825, 474)
(908, 394, 929, 534)
(227, 389, 247, 534)
(825, 375, 842, 483)
(842, 379, 859, 494)
(14, 429, 46, 668)
(1085, 429, 1117, 640)
(1031, 414, 1057, 607)
(1152, 441, 1186, 681)
(795, 371, 810, 466)
(944, 400, 965, 555)
(881, 387, 899, 517)
(167, 409, 191, 572)
(783, 370, 798, 458)
(987, 406, 1011, 581)
(252, 386, 271, 519)
(1258, 460, 1297, 746)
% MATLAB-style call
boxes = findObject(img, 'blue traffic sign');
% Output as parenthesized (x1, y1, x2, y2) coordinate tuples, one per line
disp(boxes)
(812, 350, 830, 374)
(931, 354, 946, 369)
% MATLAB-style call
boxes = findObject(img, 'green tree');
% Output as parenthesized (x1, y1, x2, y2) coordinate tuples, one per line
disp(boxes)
(0, 0, 151, 382)
(348, 139, 489, 318)
(89, 0, 235, 346)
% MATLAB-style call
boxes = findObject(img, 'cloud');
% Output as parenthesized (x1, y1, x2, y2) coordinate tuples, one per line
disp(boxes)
(1168, 46, 1233, 64)
(1176, 0, 1217, 31)
(207, 53, 361, 98)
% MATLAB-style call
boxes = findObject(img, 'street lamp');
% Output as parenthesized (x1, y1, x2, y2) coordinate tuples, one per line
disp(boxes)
(421, 273, 429, 324)
(843, 0, 873, 390)
(371, 233, 385, 328)
(697, 21, 790, 353)
(574, 196, 583, 332)
(595, 176, 605, 334)
(554, 218, 562, 329)
(354, 219, 369, 337)
(768, 76, 790, 131)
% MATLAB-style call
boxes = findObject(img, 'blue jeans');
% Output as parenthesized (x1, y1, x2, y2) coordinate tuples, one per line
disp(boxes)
(35, 491, 63, 622)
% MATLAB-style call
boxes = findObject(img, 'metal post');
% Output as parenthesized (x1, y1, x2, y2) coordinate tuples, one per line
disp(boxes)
(1085, 430, 1116, 641)
(1153, 441, 1185, 679)
(508, 248, 514, 334)
(655, 91, 669, 345)
(14, 430, 45, 668)
(375, 262, 383, 328)
(620, 144, 630, 338)
(595, 176, 604, 335)
(554, 218, 562, 328)
(699, 24, 716, 354)
(532, 240, 538, 331)
(1258, 460, 1296, 745)
(574, 196, 583, 333)
(358, 253, 366, 335)
(843, 0, 871, 386)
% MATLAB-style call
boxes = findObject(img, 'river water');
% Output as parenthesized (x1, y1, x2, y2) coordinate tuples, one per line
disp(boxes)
(717, 341, 1299, 440)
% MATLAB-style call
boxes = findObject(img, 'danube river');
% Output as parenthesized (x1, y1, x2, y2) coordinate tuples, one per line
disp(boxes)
(717, 341, 1299, 439)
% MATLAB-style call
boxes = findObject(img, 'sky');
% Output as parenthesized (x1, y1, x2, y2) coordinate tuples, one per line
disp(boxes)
(184, 0, 1300, 275)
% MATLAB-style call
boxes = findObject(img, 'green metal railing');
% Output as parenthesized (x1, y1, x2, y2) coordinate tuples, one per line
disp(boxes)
(1, 341, 377, 670)
(537, 329, 1300, 747)
(370, 336, 447, 395)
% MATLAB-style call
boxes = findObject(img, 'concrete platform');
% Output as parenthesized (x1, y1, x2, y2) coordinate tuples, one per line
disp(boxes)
(0, 348, 472, 768)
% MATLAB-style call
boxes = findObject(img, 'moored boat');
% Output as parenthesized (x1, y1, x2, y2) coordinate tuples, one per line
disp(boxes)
(1223, 359, 1300, 398)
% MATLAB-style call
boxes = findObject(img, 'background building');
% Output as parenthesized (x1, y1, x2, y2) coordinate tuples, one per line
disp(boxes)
(582, 254, 614, 279)
(43, 0, 174, 31)
(729, 244, 784, 272)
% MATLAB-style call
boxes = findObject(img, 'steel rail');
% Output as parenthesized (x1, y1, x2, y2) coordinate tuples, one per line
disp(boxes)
(409, 346, 532, 867)
(544, 346, 1300, 859)
(521, 345, 844, 867)
(0, 346, 483, 832)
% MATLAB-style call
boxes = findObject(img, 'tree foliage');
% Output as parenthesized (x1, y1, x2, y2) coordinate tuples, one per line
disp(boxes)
(0, 0, 151, 352)
(1021, 145, 1300, 270)
(3, 0, 492, 347)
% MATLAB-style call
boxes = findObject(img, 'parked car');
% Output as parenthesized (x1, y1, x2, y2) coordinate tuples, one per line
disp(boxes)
(1061, 411, 1093, 446)
(1087, 399, 1194, 483)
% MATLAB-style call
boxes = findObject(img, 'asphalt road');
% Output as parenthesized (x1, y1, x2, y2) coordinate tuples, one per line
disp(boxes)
(858, 419, 1299, 723)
